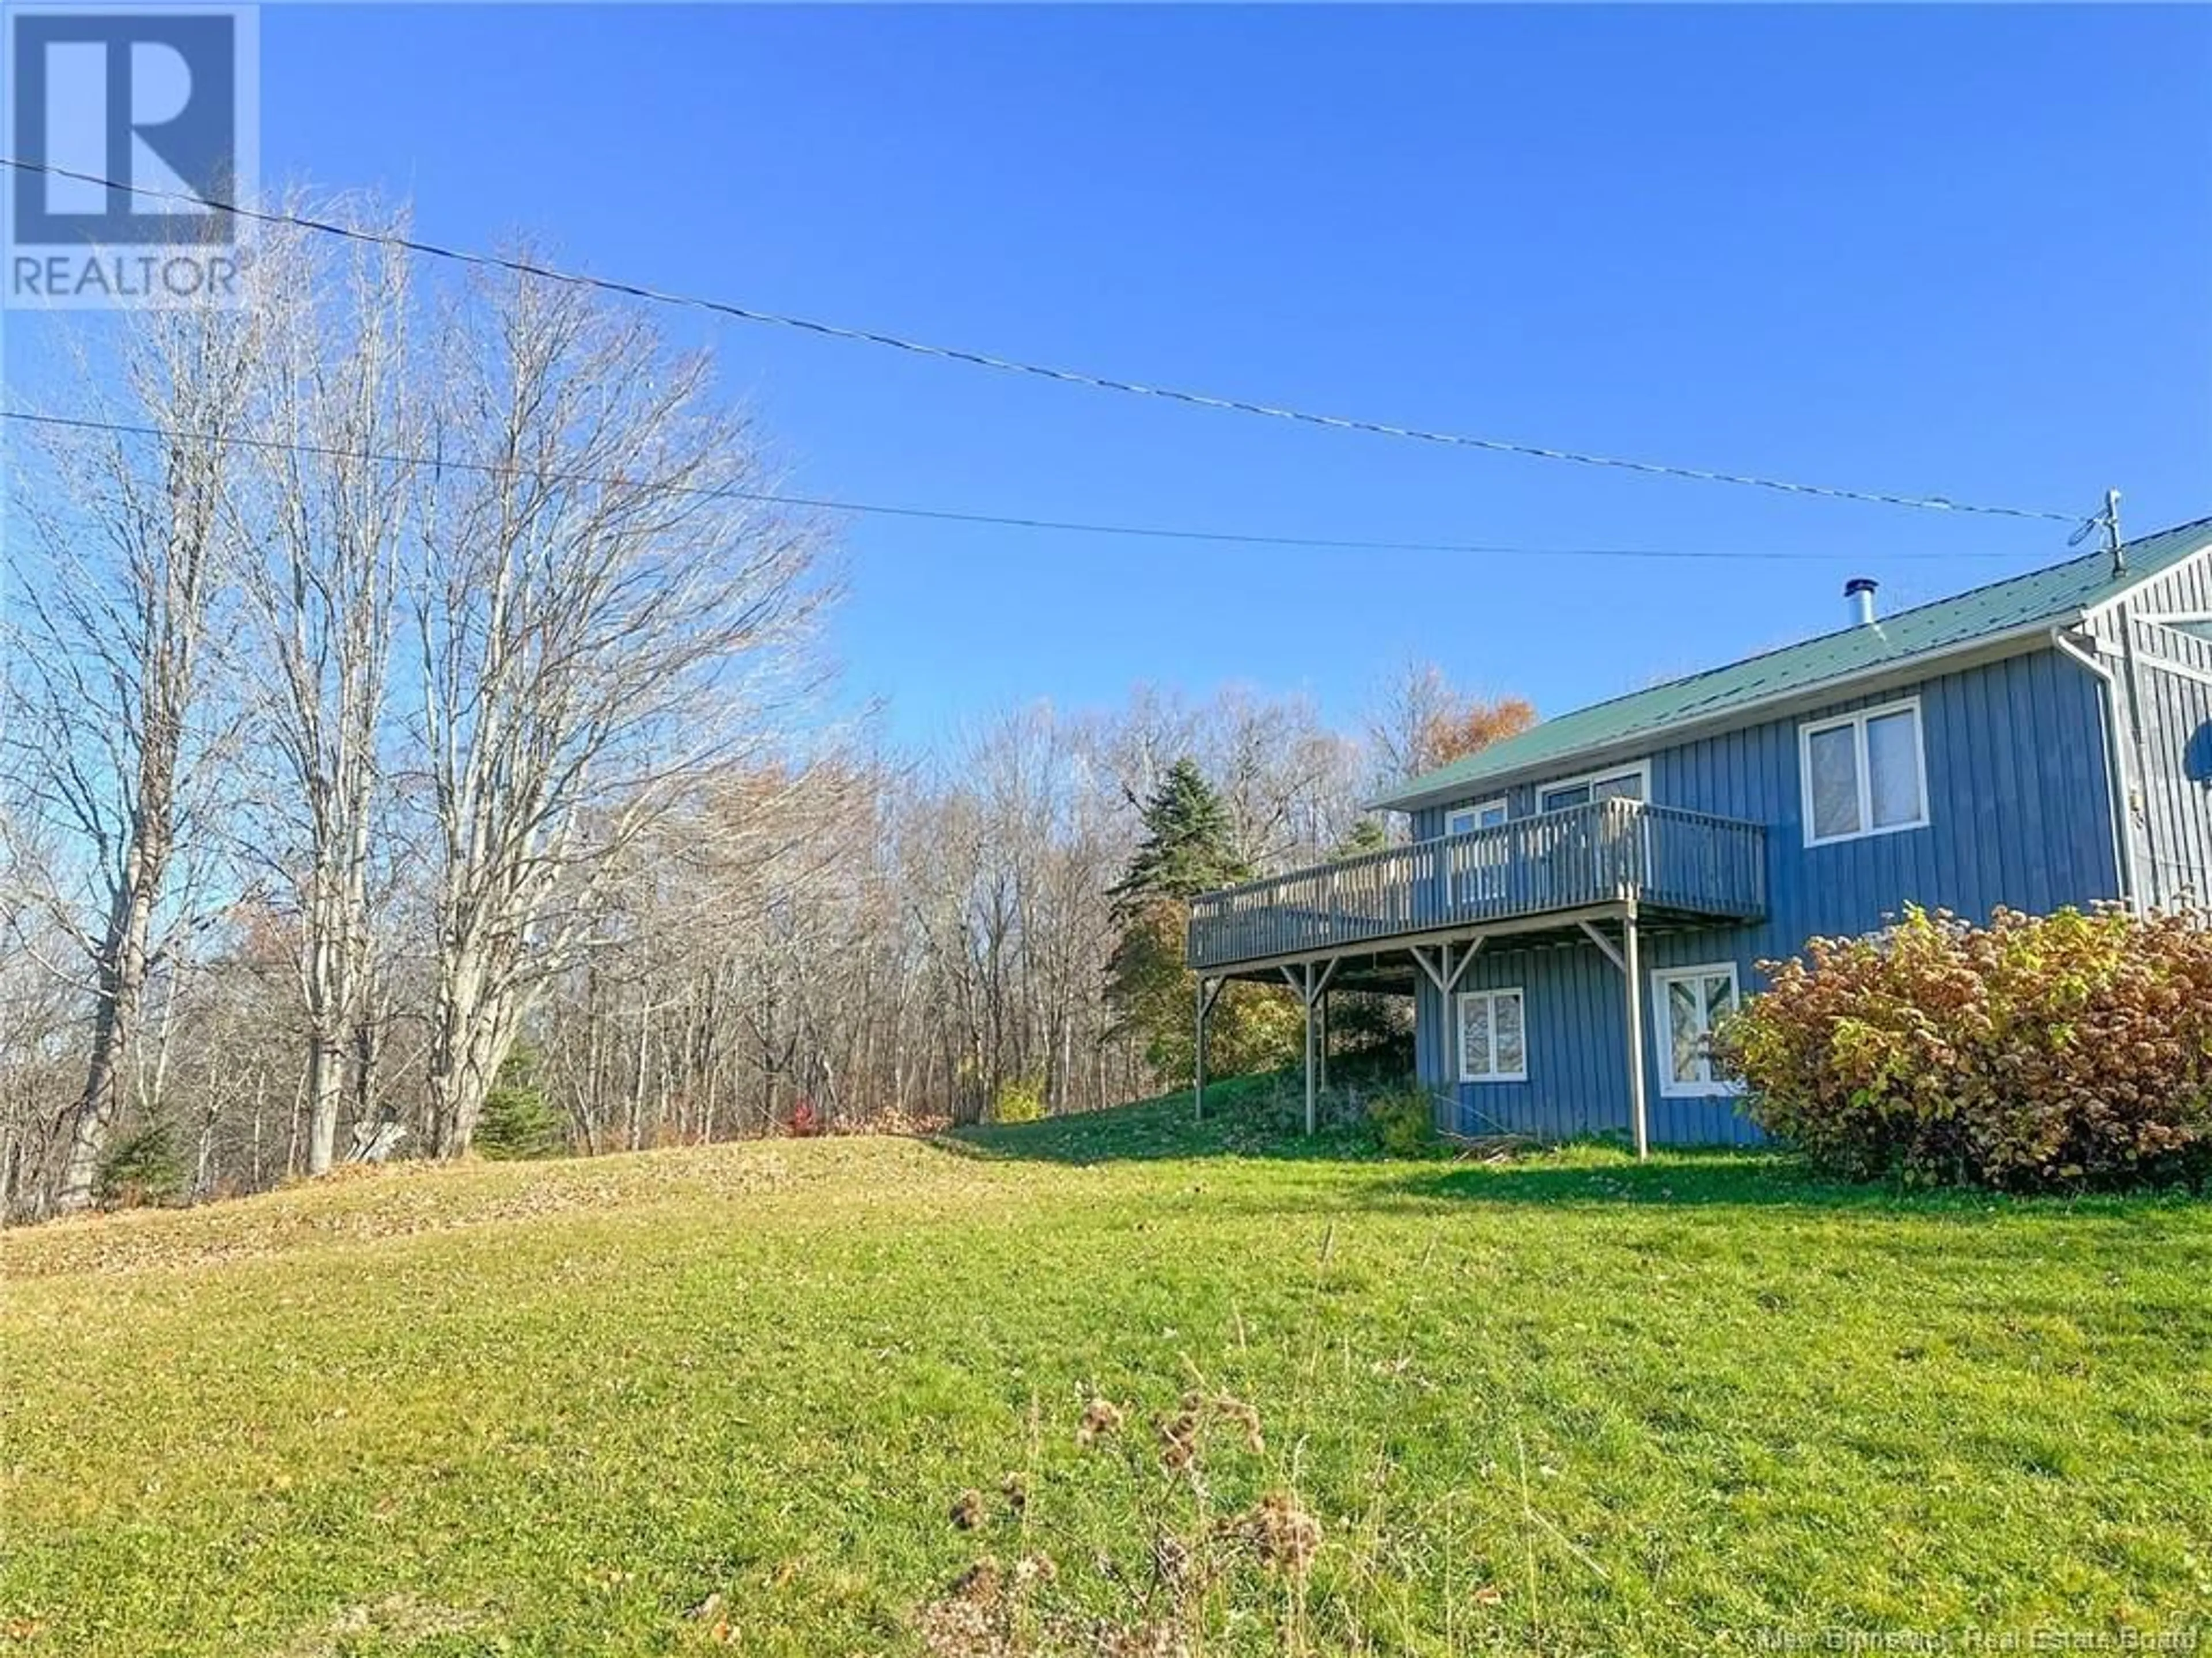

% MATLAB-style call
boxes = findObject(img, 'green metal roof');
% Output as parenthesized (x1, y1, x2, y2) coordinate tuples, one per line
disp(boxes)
(1374, 516, 2212, 813)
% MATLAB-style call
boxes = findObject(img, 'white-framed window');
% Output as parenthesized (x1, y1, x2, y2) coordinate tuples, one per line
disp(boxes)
(1445, 799, 1511, 907)
(1536, 760, 1649, 815)
(1445, 797, 1508, 836)
(1652, 963, 1741, 1097)
(1444, 799, 1511, 908)
(1456, 987, 1528, 1083)
(1800, 698, 1928, 846)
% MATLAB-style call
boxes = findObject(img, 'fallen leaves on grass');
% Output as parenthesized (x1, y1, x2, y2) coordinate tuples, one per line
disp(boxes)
(0, 1141, 928, 1278)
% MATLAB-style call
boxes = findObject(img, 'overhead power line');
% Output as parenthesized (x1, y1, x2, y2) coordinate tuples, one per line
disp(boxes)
(0, 407, 2028, 563)
(0, 409, 2026, 566)
(0, 155, 2092, 532)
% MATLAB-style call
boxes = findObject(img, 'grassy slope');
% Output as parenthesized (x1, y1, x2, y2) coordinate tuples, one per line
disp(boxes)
(3, 1079, 2209, 1656)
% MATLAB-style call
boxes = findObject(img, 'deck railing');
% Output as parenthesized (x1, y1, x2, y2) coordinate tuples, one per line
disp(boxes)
(1187, 799, 1767, 971)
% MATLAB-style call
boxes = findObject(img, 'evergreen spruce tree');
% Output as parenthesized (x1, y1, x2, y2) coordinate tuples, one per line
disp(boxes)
(1332, 818, 1390, 859)
(475, 1043, 567, 1160)
(1106, 759, 1296, 1084)
(1108, 758, 1249, 913)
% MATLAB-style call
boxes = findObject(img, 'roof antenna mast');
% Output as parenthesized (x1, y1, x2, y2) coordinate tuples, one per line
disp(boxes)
(2104, 488, 2124, 575)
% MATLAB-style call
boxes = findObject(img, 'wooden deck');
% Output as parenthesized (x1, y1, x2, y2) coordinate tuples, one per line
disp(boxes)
(1188, 799, 1767, 974)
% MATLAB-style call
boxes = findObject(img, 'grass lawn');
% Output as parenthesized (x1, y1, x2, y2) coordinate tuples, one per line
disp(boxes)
(3, 1077, 2209, 1655)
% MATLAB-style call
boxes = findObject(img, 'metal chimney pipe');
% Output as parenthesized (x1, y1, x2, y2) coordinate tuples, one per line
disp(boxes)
(1845, 577, 1879, 627)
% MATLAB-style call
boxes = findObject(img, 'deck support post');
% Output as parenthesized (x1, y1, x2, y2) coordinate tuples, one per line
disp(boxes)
(1304, 983, 1316, 1136)
(1412, 938, 1485, 1119)
(1193, 976, 1225, 1122)
(1580, 914, 1649, 1159)
(1622, 904, 1649, 1161)
(1281, 959, 1340, 1135)
(1412, 938, 1486, 997)
(1317, 990, 1330, 1093)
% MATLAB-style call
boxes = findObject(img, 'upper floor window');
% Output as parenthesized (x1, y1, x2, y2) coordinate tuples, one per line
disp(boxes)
(1537, 761, 1647, 815)
(1445, 798, 1508, 836)
(1801, 699, 1927, 846)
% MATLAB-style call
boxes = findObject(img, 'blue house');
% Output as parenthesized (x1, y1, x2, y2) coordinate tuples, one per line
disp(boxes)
(1187, 517, 2212, 1150)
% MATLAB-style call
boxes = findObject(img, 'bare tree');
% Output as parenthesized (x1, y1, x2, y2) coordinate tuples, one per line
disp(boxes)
(406, 266, 823, 1156)
(0, 821, 86, 1219)
(3, 299, 259, 1211)
(1198, 688, 1365, 871)
(1365, 659, 1536, 795)
(235, 217, 416, 1174)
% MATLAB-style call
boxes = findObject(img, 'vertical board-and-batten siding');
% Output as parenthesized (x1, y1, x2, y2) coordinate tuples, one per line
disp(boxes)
(1414, 645, 2123, 1142)
(2080, 544, 2212, 910)
(2099, 545, 2212, 627)
(2126, 619, 2212, 905)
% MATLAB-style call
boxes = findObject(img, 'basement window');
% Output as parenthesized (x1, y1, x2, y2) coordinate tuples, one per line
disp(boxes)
(1456, 988, 1527, 1083)
(1801, 699, 1928, 846)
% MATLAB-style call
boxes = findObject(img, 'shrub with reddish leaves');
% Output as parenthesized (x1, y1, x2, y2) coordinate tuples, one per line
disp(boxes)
(1714, 905, 2212, 1192)
(787, 1099, 821, 1138)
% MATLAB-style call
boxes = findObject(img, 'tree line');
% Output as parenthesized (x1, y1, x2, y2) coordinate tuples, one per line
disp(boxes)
(0, 203, 1532, 1220)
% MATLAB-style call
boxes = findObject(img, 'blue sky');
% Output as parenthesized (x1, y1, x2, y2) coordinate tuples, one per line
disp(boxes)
(35, 5, 2212, 746)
